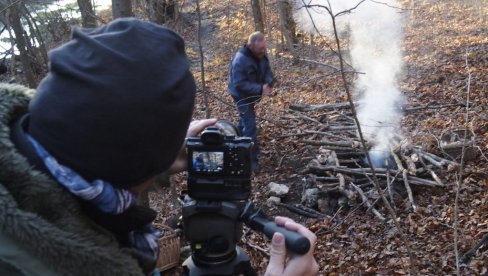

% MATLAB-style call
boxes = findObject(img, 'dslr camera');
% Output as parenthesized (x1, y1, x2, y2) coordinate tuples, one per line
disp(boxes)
(186, 120, 253, 201)
(182, 121, 310, 275)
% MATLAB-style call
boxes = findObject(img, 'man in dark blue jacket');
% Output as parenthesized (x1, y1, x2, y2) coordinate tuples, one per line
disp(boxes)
(228, 31, 273, 172)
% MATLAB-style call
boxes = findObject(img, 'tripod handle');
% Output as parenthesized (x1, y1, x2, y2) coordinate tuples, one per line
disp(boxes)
(258, 218, 311, 255)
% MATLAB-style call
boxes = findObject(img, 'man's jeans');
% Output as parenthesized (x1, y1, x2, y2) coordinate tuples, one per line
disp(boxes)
(235, 102, 259, 167)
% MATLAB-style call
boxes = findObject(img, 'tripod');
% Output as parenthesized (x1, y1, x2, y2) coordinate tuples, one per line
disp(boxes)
(181, 199, 310, 276)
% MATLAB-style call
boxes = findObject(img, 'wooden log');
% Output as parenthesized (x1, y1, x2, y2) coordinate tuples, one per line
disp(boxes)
(441, 140, 473, 150)
(355, 178, 373, 185)
(277, 132, 310, 138)
(404, 155, 417, 176)
(289, 102, 351, 112)
(277, 203, 325, 219)
(386, 169, 396, 210)
(317, 182, 341, 188)
(429, 170, 445, 186)
(333, 167, 443, 187)
(390, 150, 416, 210)
(301, 139, 362, 148)
(300, 164, 337, 175)
(338, 158, 363, 165)
(331, 150, 340, 166)
(314, 176, 341, 182)
(358, 182, 374, 189)
(402, 169, 417, 211)
(320, 187, 356, 202)
(389, 149, 402, 167)
(308, 145, 362, 152)
(336, 152, 366, 158)
(310, 125, 329, 140)
(281, 114, 328, 125)
(417, 149, 459, 166)
(338, 173, 346, 190)
(329, 125, 357, 131)
(419, 152, 444, 168)
(304, 130, 348, 140)
(403, 103, 465, 113)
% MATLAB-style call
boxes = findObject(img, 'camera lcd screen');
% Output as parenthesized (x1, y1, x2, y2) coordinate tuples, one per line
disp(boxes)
(191, 151, 224, 173)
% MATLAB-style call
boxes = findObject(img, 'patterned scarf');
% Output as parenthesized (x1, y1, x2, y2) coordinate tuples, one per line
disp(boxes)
(27, 134, 160, 259)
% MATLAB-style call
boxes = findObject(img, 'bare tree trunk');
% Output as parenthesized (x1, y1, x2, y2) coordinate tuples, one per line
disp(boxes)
(196, 0, 210, 118)
(77, 0, 97, 27)
(250, 0, 264, 33)
(8, 4, 36, 87)
(21, 5, 48, 67)
(147, 0, 176, 24)
(147, 0, 165, 24)
(277, 0, 297, 47)
(112, 0, 133, 19)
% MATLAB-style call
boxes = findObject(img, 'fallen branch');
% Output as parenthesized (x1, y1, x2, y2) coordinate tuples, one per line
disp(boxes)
(312, 175, 341, 182)
(386, 168, 396, 210)
(417, 148, 459, 167)
(455, 49, 473, 273)
(329, 125, 357, 131)
(335, 151, 366, 158)
(419, 152, 444, 168)
(461, 233, 488, 264)
(391, 150, 416, 211)
(277, 132, 310, 138)
(281, 114, 327, 125)
(276, 203, 325, 218)
(289, 102, 351, 111)
(403, 103, 465, 113)
(304, 130, 349, 140)
(402, 169, 417, 211)
(301, 139, 362, 148)
(333, 167, 443, 187)
(243, 237, 269, 256)
(441, 140, 473, 150)
(404, 155, 417, 176)
(351, 183, 385, 221)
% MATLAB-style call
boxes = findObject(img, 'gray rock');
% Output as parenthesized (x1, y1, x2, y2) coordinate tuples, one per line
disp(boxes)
(267, 196, 281, 207)
(267, 182, 289, 197)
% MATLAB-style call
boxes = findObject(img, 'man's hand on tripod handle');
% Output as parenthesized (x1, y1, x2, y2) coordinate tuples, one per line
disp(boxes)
(255, 216, 310, 255)
(265, 217, 319, 276)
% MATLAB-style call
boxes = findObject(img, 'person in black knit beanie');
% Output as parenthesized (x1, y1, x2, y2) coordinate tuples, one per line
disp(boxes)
(0, 18, 318, 275)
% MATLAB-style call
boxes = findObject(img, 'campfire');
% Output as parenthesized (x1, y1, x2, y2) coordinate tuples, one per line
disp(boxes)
(271, 102, 472, 221)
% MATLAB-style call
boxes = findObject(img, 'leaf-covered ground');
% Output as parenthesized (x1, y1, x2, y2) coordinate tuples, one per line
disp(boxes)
(152, 0, 488, 274)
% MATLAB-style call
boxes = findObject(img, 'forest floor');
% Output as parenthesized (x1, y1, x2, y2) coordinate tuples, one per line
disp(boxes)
(148, 0, 488, 275)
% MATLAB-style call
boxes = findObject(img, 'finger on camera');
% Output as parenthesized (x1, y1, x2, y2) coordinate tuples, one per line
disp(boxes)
(188, 119, 218, 136)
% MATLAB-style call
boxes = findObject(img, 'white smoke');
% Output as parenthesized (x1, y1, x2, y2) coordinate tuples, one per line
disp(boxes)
(294, 0, 405, 154)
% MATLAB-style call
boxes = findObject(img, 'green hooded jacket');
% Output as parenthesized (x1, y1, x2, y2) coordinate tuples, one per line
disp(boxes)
(0, 83, 148, 276)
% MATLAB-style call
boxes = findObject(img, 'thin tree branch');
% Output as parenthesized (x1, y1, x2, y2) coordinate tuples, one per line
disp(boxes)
(454, 48, 473, 276)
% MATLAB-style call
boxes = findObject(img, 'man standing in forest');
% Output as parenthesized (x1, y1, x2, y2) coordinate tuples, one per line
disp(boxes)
(228, 31, 273, 173)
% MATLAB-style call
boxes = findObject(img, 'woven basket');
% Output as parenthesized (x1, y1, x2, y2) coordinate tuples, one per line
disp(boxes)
(156, 224, 181, 272)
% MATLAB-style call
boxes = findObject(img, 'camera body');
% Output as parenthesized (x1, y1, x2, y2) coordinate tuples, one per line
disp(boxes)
(186, 125, 253, 201)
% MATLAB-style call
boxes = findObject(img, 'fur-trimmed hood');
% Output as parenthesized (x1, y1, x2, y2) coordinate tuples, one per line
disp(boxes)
(0, 83, 145, 275)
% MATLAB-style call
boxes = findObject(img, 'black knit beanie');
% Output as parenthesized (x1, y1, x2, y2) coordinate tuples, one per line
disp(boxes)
(28, 18, 195, 188)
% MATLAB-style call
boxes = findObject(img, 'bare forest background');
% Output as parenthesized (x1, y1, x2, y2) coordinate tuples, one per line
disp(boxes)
(1, 0, 487, 275)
